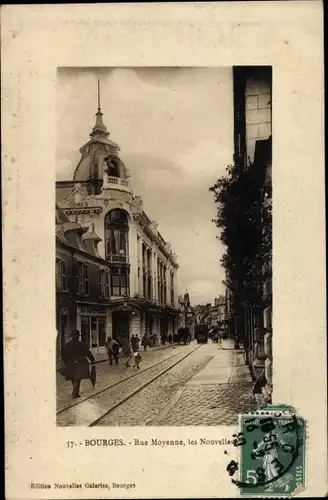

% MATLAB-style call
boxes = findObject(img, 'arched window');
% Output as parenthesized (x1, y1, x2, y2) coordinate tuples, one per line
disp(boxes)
(105, 156, 120, 178)
(104, 210, 129, 263)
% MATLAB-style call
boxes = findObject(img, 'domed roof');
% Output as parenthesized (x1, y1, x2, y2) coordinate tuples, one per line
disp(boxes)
(73, 80, 122, 184)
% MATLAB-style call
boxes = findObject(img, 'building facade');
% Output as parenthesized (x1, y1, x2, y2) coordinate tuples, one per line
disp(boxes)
(194, 303, 212, 325)
(56, 205, 111, 366)
(178, 291, 196, 338)
(56, 87, 180, 351)
(210, 296, 226, 329)
(232, 66, 272, 400)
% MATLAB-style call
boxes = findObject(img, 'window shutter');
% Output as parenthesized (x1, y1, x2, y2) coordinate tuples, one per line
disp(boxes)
(84, 264, 89, 296)
(98, 269, 102, 298)
(56, 259, 61, 290)
(106, 271, 110, 298)
(74, 260, 79, 294)
(62, 261, 67, 290)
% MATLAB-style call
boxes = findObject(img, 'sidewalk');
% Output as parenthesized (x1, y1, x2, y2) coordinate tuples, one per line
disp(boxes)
(57, 342, 175, 371)
(189, 339, 252, 385)
(155, 341, 257, 425)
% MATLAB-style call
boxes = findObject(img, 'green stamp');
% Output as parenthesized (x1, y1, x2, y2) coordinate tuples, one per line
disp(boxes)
(227, 404, 306, 497)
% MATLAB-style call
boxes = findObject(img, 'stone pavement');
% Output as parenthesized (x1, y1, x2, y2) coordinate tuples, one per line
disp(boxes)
(154, 339, 257, 425)
(57, 344, 199, 426)
(85, 339, 257, 426)
(57, 339, 258, 426)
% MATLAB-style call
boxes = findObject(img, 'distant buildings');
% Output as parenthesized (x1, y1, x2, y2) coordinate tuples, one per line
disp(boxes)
(178, 291, 196, 338)
(193, 297, 229, 333)
(194, 303, 212, 325)
(211, 296, 226, 328)
(56, 82, 180, 356)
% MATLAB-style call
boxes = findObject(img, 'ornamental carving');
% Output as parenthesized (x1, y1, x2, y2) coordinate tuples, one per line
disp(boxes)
(164, 242, 172, 254)
(131, 195, 143, 214)
(149, 221, 159, 234)
(64, 183, 89, 208)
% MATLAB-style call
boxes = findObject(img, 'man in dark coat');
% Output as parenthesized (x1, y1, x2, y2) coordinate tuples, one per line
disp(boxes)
(61, 330, 95, 398)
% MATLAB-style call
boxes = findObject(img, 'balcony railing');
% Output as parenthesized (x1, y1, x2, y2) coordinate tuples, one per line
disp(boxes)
(106, 253, 128, 263)
(104, 176, 129, 188)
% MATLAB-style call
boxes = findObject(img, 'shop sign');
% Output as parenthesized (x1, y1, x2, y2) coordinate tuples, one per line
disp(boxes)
(79, 306, 107, 316)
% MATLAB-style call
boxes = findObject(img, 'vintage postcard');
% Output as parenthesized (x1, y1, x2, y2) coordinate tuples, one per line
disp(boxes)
(2, 2, 326, 499)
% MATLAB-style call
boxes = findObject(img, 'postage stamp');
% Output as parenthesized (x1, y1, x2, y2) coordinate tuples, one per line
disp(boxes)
(227, 404, 306, 497)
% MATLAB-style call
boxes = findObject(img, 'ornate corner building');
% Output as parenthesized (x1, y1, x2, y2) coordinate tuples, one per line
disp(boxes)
(56, 82, 180, 355)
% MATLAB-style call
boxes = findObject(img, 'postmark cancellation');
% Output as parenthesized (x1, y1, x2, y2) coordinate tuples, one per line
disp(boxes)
(227, 404, 306, 497)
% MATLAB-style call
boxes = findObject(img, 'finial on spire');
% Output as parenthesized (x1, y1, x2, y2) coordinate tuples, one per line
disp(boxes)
(97, 78, 101, 111)
(90, 77, 109, 138)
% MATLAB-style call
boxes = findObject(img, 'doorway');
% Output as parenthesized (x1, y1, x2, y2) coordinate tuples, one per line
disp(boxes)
(112, 311, 130, 341)
(80, 314, 107, 353)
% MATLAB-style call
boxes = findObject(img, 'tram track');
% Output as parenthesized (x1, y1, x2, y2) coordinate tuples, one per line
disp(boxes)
(57, 348, 184, 415)
(57, 344, 201, 427)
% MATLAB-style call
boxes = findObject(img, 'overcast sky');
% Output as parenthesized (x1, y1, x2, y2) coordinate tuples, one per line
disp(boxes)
(56, 67, 233, 305)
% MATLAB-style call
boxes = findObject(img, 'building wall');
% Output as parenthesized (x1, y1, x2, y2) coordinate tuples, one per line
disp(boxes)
(245, 78, 271, 161)
(56, 245, 76, 353)
(75, 204, 179, 308)
(56, 238, 112, 361)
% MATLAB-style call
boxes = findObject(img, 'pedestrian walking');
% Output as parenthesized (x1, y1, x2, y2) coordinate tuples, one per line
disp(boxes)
(135, 335, 140, 351)
(106, 336, 119, 365)
(121, 333, 133, 367)
(130, 334, 137, 352)
(141, 335, 148, 351)
(133, 351, 142, 369)
(61, 330, 95, 399)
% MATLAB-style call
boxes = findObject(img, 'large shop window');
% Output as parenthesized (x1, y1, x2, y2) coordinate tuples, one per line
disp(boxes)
(75, 261, 89, 296)
(111, 265, 129, 296)
(105, 209, 129, 263)
(81, 315, 107, 351)
(56, 258, 67, 291)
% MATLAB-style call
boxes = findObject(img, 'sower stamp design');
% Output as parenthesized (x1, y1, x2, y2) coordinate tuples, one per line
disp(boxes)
(227, 405, 306, 497)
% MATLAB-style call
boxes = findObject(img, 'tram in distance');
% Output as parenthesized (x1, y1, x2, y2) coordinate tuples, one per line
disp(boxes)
(194, 323, 209, 344)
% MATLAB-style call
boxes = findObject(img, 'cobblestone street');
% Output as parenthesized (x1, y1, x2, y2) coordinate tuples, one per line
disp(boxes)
(57, 343, 188, 413)
(97, 339, 257, 426)
(57, 338, 257, 427)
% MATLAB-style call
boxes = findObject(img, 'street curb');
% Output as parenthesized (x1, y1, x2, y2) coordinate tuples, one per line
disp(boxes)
(241, 349, 257, 382)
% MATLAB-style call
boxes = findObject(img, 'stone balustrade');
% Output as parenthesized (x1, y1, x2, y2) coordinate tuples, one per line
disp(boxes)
(102, 174, 131, 191)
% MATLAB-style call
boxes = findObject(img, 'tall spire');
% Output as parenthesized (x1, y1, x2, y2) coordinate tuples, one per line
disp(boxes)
(90, 78, 109, 138)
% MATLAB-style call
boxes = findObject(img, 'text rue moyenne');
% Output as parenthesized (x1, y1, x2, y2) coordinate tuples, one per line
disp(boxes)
(133, 438, 233, 446)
